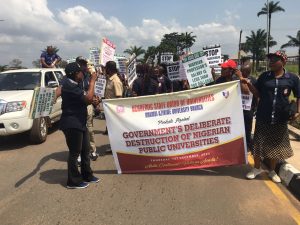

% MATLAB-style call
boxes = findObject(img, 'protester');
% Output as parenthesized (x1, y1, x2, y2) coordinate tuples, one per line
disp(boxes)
(103, 61, 124, 135)
(215, 59, 237, 84)
(240, 51, 300, 183)
(60, 62, 100, 189)
(76, 56, 100, 161)
(238, 61, 257, 151)
(40, 46, 61, 68)
(132, 64, 151, 96)
(142, 65, 172, 96)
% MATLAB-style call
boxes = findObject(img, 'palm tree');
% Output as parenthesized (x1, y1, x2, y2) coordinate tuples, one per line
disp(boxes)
(281, 30, 300, 74)
(0, 65, 8, 72)
(181, 32, 196, 53)
(123, 46, 145, 59)
(242, 29, 277, 72)
(257, 1, 285, 53)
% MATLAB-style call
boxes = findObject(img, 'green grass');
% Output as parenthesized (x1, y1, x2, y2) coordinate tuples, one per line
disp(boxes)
(286, 64, 299, 74)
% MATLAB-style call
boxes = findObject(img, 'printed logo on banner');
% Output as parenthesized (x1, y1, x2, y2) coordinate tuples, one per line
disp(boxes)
(116, 105, 125, 113)
(222, 91, 230, 98)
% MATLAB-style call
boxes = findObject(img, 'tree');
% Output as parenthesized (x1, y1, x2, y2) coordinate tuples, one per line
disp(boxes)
(143, 46, 157, 63)
(181, 32, 197, 53)
(0, 65, 8, 72)
(43, 46, 59, 53)
(123, 46, 145, 59)
(9, 59, 22, 68)
(257, 1, 285, 53)
(32, 59, 41, 68)
(281, 30, 300, 74)
(242, 29, 277, 71)
(57, 60, 68, 68)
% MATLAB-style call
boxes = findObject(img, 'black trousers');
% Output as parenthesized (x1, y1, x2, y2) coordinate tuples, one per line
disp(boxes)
(63, 128, 93, 186)
(243, 110, 254, 150)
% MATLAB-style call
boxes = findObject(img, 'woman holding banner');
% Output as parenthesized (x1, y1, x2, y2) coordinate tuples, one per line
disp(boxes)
(60, 62, 100, 189)
(240, 51, 300, 183)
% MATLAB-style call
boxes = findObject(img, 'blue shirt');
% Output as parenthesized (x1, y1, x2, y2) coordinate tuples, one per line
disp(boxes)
(59, 77, 87, 131)
(40, 51, 61, 68)
(255, 71, 300, 124)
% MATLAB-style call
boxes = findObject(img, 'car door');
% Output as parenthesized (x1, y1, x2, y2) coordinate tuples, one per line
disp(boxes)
(43, 71, 61, 120)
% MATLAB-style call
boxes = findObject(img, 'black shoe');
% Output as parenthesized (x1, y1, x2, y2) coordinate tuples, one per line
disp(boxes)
(90, 152, 99, 161)
(66, 182, 89, 189)
(103, 129, 108, 135)
(84, 176, 100, 183)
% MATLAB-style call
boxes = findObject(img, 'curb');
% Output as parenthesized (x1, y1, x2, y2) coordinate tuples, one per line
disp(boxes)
(276, 125, 300, 200)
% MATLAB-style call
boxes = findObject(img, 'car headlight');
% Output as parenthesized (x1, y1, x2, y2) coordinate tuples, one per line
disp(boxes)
(5, 101, 27, 113)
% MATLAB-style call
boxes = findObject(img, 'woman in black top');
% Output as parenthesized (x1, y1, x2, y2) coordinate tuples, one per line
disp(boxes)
(60, 62, 99, 189)
(240, 51, 300, 183)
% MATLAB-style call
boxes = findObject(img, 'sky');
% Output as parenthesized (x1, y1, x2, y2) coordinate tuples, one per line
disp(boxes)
(0, 0, 299, 67)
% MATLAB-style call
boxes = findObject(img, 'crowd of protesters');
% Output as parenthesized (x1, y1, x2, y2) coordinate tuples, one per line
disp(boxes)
(46, 46, 300, 188)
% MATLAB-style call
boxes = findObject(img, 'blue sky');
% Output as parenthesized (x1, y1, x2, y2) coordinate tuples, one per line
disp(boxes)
(0, 0, 299, 67)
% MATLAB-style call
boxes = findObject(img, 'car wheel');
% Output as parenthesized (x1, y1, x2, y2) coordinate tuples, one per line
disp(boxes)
(29, 117, 48, 144)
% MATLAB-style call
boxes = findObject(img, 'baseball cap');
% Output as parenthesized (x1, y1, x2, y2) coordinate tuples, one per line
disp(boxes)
(267, 50, 287, 63)
(65, 62, 82, 76)
(76, 56, 88, 64)
(220, 59, 237, 69)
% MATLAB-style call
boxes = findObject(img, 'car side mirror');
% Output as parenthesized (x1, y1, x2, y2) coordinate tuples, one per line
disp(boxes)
(47, 81, 59, 88)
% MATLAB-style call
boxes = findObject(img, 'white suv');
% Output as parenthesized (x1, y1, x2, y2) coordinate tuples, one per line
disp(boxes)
(0, 68, 65, 143)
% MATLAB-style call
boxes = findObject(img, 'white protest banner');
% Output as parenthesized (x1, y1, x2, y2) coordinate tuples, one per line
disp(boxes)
(127, 54, 137, 86)
(179, 61, 187, 80)
(242, 93, 253, 111)
(89, 47, 100, 66)
(182, 51, 214, 88)
(161, 52, 174, 64)
(203, 45, 222, 75)
(167, 62, 180, 81)
(103, 81, 247, 174)
(94, 75, 107, 98)
(100, 37, 116, 66)
(30, 87, 56, 119)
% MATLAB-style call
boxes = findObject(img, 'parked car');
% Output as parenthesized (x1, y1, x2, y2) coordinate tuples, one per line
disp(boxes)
(0, 68, 65, 143)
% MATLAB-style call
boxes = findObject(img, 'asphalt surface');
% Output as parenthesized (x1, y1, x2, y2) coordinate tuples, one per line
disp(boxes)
(0, 118, 300, 225)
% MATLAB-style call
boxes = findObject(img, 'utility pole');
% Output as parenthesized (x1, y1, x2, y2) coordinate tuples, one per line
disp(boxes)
(238, 30, 243, 67)
(266, 0, 269, 55)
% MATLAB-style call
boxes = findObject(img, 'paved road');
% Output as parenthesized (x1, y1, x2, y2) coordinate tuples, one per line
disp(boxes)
(0, 119, 300, 225)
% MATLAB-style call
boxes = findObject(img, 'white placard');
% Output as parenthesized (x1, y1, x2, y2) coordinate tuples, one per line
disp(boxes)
(167, 62, 180, 81)
(127, 54, 137, 86)
(100, 38, 116, 66)
(30, 87, 55, 119)
(94, 75, 107, 98)
(203, 46, 222, 75)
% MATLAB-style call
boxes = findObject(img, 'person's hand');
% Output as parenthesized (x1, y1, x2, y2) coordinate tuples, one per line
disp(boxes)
(291, 112, 300, 121)
(234, 69, 243, 79)
(89, 66, 98, 81)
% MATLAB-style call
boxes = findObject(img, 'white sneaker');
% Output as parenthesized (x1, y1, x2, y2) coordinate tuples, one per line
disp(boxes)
(246, 168, 264, 179)
(269, 170, 281, 183)
(77, 156, 81, 164)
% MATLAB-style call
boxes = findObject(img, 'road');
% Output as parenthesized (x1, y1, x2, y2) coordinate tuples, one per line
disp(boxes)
(0, 118, 300, 225)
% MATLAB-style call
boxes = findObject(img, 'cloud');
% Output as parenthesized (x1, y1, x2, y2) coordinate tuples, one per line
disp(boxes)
(0, 0, 240, 67)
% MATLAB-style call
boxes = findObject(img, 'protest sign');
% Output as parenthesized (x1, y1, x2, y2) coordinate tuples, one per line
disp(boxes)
(103, 81, 247, 174)
(94, 75, 107, 98)
(242, 93, 253, 111)
(167, 62, 180, 81)
(179, 61, 187, 80)
(161, 52, 174, 64)
(182, 51, 214, 88)
(66, 57, 76, 64)
(89, 47, 100, 66)
(127, 54, 137, 86)
(114, 55, 127, 76)
(203, 46, 222, 75)
(30, 87, 56, 119)
(100, 37, 116, 66)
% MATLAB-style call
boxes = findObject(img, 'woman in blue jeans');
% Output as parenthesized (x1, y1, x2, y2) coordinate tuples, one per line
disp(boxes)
(59, 62, 99, 189)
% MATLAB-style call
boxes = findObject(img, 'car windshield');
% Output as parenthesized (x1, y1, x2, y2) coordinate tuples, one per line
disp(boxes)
(0, 72, 41, 91)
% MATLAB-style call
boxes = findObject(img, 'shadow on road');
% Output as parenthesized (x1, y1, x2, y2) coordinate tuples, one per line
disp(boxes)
(15, 150, 68, 188)
(39, 169, 67, 186)
(93, 164, 263, 181)
(0, 123, 60, 151)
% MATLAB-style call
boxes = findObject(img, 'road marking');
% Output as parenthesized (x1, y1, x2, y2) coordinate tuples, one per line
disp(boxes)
(248, 155, 300, 224)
